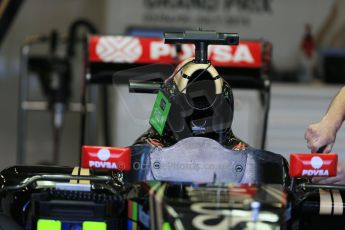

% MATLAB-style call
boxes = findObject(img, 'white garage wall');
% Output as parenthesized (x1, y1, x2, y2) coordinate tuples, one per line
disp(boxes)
(267, 84, 345, 162)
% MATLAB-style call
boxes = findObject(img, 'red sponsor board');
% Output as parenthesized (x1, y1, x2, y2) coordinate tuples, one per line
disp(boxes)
(81, 145, 131, 171)
(289, 154, 338, 177)
(88, 35, 262, 68)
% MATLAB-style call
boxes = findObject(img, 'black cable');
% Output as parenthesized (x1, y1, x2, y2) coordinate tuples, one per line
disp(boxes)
(66, 19, 98, 57)
(330, 189, 334, 216)
(179, 63, 211, 93)
(102, 85, 111, 146)
(179, 63, 215, 111)
(72, 20, 99, 158)
(261, 79, 270, 149)
(66, 19, 111, 146)
(165, 59, 194, 83)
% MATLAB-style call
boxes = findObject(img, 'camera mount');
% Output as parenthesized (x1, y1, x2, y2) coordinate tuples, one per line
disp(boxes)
(164, 30, 239, 64)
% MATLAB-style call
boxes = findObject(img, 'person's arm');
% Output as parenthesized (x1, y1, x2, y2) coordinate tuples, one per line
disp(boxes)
(305, 86, 345, 153)
(306, 86, 345, 184)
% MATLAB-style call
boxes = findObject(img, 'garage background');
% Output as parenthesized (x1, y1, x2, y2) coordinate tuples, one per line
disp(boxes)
(0, 0, 345, 168)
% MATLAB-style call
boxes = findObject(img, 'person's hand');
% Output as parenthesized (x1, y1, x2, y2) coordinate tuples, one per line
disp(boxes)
(312, 163, 345, 184)
(305, 120, 337, 153)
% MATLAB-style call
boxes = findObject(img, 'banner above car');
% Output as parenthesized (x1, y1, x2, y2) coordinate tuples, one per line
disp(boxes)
(88, 35, 262, 68)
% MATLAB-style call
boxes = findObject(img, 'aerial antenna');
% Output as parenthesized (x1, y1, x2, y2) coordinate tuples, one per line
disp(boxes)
(164, 30, 239, 64)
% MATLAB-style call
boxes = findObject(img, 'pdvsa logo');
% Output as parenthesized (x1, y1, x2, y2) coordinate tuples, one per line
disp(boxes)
(150, 42, 254, 63)
(96, 36, 142, 63)
(89, 148, 117, 169)
(302, 156, 329, 176)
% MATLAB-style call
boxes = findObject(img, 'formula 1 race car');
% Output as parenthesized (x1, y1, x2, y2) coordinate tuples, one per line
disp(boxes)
(1, 30, 345, 230)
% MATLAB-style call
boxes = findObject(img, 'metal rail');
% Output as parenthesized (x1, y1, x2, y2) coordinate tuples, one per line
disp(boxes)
(298, 183, 345, 191)
(1, 174, 113, 192)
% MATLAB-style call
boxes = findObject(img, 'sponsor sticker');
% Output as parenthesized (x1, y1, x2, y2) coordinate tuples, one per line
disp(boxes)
(289, 154, 337, 177)
(149, 90, 171, 135)
(81, 146, 131, 171)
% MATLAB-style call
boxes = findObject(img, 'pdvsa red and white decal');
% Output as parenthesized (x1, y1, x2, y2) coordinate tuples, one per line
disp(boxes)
(89, 35, 262, 68)
(289, 154, 338, 177)
(95, 36, 143, 63)
(81, 145, 131, 171)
